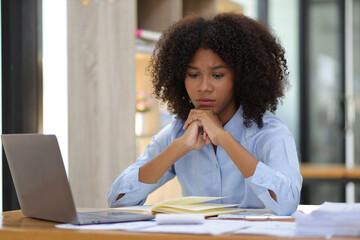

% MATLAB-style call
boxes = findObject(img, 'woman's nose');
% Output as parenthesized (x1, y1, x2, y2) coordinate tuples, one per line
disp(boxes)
(198, 76, 213, 92)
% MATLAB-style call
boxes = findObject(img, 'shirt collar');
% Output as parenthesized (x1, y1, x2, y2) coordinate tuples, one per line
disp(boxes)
(223, 106, 244, 140)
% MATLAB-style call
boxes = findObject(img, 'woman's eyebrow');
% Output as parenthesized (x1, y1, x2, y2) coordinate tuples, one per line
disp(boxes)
(186, 65, 228, 70)
(186, 65, 198, 69)
(211, 65, 227, 70)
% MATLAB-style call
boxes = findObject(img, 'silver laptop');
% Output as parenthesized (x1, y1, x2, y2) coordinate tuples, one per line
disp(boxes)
(1, 134, 154, 225)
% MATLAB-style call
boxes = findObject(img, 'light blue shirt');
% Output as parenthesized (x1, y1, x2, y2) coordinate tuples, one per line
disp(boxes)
(107, 107, 302, 215)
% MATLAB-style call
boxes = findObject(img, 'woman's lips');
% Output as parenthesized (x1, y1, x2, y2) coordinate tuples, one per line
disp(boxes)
(196, 98, 216, 107)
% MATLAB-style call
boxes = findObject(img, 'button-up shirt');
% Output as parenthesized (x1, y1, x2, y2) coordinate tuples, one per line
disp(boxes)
(107, 107, 302, 215)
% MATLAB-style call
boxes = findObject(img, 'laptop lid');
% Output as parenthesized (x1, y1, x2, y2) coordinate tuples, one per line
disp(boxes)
(2, 134, 155, 225)
(2, 134, 79, 223)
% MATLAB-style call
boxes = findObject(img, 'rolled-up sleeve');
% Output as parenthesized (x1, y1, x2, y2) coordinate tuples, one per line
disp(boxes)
(107, 162, 159, 207)
(245, 132, 303, 216)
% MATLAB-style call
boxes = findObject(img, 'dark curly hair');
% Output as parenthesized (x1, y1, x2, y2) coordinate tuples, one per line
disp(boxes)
(149, 13, 289, 128)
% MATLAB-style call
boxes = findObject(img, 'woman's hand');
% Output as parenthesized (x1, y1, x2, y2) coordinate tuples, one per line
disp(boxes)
(182, 109, 225, 146)
(180, 120, 208, 150)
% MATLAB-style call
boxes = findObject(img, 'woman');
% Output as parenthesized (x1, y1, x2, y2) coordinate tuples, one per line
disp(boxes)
(107, 13, 302, 215)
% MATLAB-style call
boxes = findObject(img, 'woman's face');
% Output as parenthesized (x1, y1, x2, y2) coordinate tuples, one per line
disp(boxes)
(185, 48, 236, 124)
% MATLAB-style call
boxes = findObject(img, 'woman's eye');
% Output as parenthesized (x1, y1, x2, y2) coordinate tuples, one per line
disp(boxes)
(213, 73, 224, 79)
(187, 73, 199, 78)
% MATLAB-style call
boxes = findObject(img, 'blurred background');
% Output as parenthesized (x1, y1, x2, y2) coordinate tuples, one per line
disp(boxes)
(2, 0, 360, 211)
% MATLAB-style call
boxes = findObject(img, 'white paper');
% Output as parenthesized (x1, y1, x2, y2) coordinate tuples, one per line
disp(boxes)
(155, 214, 204, 225)
(56, 221, 156, 230)
(296, 204, 320, 214)
(136, 219, 253, 235)
(218, 208, 292, 220)
(295, 202, 360, 237)
(57, 219, 253, 235)
(313, 202, 360, 216)
(234, 221, 297, 237)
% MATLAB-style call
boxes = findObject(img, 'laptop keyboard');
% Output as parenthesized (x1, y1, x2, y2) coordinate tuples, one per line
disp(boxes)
(77, 211, 125, 223)
(76, 210, 154, 224)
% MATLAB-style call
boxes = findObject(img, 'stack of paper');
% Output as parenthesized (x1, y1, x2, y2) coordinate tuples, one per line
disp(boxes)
(295, 202, 360, 237)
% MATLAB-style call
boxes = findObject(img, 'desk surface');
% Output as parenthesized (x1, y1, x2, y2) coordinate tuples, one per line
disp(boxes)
(1, 210, 358, 240)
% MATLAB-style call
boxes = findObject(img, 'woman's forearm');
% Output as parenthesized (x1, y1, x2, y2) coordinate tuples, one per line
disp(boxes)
(217, 130, 258, 178)
(139, 138, 190, 184)
(218, 130, 277, 201)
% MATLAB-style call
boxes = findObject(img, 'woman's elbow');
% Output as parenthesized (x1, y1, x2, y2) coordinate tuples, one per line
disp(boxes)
(272, 202, 298, 216)
(272, 189, 300, 215)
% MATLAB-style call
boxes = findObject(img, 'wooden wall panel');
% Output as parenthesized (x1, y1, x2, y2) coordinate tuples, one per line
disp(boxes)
(67, 0, 136, 208)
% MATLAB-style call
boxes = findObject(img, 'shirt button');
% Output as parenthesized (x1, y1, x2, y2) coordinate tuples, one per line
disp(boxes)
(129, 185, 134, 190)
(258, 179, 263, 184)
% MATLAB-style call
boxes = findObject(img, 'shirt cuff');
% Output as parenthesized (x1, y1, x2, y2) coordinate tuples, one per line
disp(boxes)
(110, 167, 157, 207)
(245, 161, 299, 215)
(245, 161, 278, 196)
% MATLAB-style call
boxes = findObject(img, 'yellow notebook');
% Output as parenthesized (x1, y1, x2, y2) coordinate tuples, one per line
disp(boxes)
(150, 196, 245, 217)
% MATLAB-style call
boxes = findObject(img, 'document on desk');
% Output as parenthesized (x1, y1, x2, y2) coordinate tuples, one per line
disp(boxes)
(57, 219, 298, 237)
(218, 208, 293, 220)
(56, 221, 157, 231)
(135, 219, 253, 235)
(234, 221, 297, 237)
(295, 202, 360, 237)
(56, 219, 253, 234)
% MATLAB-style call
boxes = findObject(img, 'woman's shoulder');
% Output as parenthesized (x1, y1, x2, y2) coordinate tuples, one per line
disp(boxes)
(262, 112, 289, 130)
(252, 112, 294, 146)
(244, 111, 292, 140)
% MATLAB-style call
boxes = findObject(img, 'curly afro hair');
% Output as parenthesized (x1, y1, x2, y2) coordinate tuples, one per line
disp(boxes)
(149, 13, 289, 128)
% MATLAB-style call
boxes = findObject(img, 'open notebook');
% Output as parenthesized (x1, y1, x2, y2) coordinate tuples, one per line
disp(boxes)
(113, 196, 245, 217)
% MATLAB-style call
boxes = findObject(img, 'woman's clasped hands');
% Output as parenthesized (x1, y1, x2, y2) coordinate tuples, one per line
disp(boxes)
(181, 109, 225, 149)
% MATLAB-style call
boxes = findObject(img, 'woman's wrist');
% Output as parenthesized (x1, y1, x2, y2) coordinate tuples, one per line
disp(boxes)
(216, 130, 232, 147)
(174, 136, 194, 153)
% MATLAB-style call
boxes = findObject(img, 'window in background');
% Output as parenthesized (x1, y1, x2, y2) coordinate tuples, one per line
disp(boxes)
(234, 0, 300, 149)
(42, 0, 68, 172)
(232, 0, 258, 20)
(269, 0, 300, 149)
(304, 0, 344, 204)
(0, 0, 2, 213)
(355, 2, 360, 164)
(353, 0, 360, 201)
(309, 0, 343, 165)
